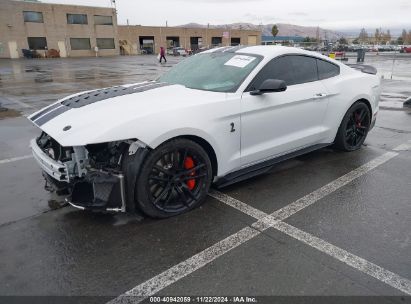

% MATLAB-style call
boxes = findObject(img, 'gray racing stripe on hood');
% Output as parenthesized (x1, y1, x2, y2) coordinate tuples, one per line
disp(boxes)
(32, 82, 171, 126)
(61, 82, 170, 108)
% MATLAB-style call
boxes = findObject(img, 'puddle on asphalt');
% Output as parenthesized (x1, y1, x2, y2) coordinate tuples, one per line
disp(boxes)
(34, 77, 53, 83)
(47, 199, 69, 210)
(112, 213, 144, 226)
(0, 107, 21, 119)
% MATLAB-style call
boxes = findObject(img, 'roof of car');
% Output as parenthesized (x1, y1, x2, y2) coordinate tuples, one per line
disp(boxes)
(205, 45, 338, 63)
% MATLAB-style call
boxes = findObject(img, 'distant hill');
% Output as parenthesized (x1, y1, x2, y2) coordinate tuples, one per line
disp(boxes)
(177, 22, 343, 40)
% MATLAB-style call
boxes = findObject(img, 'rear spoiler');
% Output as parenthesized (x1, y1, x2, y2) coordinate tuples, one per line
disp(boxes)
(346, 64, 377, 75)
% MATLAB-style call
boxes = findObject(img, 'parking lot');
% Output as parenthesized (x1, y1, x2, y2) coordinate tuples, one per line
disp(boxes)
(0, 53, 410, 303)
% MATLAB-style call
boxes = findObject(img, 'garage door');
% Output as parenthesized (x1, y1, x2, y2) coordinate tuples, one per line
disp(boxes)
(247, 35, 257, 46)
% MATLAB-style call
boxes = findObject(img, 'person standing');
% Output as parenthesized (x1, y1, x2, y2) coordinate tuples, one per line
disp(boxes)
(159, 46, 167, 63)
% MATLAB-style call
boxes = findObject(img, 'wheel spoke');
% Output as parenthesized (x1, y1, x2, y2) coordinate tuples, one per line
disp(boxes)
(182, 163, 205, 175)
(179, 149, 188, 169)
(346, 130, 355, 141)
(356, 128, 366, 136)
(149, 176, 169, 182)
(153, 185, 171, 205)
(153, 165, 172, 175)
(181, 173, 207, 181)
(172, 150, 179, 169)
(175, 185, 190, 206)
(161, 187, 174, 207)
(181, 184, 198, 200)
(352, 133, 358, 146)
(161, 153, 168, 167)
(345, 127, 354, 136)
(358, 109, 367, 123)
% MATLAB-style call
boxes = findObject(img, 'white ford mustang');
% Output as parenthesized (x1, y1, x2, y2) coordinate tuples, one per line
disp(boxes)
(29, 46, 381, 218)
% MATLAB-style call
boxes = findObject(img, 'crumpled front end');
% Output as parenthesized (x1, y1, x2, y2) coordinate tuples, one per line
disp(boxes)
(31, 132, 146, 212)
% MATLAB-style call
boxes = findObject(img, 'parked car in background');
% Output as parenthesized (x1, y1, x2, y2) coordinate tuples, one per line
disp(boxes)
(173, 47, 188, 56)
(400, 46, 411, 53)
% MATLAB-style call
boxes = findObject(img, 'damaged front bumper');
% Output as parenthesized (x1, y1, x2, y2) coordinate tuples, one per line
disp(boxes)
(31, 137, 128, 212)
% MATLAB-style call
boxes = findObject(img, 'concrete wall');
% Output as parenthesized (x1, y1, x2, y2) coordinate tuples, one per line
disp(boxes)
(118, 25, 261, 55)
(0, 0, 119, 58)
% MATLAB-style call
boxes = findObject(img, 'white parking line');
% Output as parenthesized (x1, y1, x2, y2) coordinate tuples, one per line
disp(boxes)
(109, 149, 404, 303)
(267, 151, 398, 221)
(273, 222, 411, 295)
(210, 192, 411, 295)
(393, 140, 411, 151)
(0, 154, 33, 165)
(108, 226, 260, 304)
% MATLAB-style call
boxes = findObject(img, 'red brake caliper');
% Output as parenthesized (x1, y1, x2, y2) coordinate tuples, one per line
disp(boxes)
(355, 112, 361, 127)
(184, 156, 196, 190)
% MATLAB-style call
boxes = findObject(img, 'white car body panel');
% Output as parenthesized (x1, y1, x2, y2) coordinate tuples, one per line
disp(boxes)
(240, 80, 330, 166)
(28, 46, 381, 180)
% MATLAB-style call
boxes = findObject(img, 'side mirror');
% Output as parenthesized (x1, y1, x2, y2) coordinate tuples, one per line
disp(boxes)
(250, 79, 287, 95)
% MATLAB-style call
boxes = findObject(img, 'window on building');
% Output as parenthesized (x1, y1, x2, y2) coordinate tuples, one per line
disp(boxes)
(317, 59, 340, 80)
(96, 38, 115, 49)
(231, 37, 241, 46)
(23, 11, 44, 23)
(70, 38, 91, 50)
(67, 14, 88, 24)
(211, 37, 222, 46)
(27, 37, 47, 50)
(94, 15, 113, 25)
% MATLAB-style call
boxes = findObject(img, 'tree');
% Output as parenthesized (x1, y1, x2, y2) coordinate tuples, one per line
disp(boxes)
(271, 24, 279, 37)
(406, 30, 411, 44)
(303, 36, 316, 43)
(397, 37, 404, 45)
(352, 38, 359, 45)
(358, 28, 368, 44)
(402, 29, 407, 43)
(374, 28, 380, 44)
(338, 37, 348, 45)
(383, 30, 391, 44)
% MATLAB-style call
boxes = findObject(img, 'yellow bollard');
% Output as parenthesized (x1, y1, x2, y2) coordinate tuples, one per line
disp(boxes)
(329, 52, 336, 59)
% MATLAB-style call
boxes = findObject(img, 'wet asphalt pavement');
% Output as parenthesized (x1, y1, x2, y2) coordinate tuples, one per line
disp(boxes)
(0, 53, 410, 303)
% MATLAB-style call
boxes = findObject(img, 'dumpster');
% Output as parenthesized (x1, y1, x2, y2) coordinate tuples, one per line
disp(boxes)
(356, 49, 366, 62)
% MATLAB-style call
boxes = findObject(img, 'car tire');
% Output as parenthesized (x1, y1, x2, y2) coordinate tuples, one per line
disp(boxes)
(334, 101, 371, 151)
(135, 138, 212, 218)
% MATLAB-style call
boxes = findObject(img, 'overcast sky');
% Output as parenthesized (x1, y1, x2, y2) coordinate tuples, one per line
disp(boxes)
(43, 0, 411, 31)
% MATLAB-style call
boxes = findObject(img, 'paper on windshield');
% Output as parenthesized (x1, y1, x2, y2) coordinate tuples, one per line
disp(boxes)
(224, 55, 256, 68)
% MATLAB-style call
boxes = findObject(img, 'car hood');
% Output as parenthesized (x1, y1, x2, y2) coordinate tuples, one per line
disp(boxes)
(28, 81, 226, 146)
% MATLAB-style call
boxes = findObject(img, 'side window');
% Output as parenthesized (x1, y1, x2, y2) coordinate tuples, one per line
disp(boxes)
(248, 56, 294, 90)
(289, 55, 318, 85)
(317, 59, 340, 80)
(247, 55, 320, 91)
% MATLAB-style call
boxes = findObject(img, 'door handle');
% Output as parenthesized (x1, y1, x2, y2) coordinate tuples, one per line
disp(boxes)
(314, 93, 327, 99)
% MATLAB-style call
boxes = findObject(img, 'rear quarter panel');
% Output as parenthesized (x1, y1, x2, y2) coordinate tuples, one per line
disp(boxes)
(320, 66, 381, 143)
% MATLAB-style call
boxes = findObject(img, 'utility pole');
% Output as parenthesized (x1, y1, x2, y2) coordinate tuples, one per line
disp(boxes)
(206, 23, 209, 48)
(391, 49, 397, 79)
(111, 0, 117, 10)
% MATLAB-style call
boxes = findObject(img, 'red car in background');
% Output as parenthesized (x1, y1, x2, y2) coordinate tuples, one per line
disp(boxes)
(400, 46, 411, 53)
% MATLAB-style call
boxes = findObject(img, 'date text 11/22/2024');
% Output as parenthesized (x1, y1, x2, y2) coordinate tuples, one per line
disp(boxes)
(149, 296, 257, 303)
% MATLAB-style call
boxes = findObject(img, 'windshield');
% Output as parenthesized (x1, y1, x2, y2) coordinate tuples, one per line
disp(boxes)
(158, 52, 262, 93)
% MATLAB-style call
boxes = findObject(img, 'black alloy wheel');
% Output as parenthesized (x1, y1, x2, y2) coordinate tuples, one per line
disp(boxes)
(135, 139, 212, 218)
(335, 101, 371, 151)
